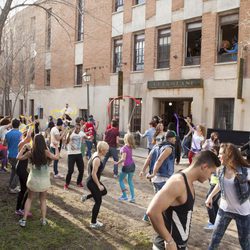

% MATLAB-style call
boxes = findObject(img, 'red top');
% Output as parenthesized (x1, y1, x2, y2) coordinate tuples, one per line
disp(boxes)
(84, 122, 95, 137)
(105, 127, 119, 147)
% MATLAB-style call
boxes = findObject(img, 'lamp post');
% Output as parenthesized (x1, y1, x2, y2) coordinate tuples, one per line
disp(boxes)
(82, 72, 91, 117)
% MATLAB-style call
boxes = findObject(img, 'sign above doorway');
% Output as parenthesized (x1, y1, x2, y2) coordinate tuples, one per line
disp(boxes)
(147, 79, 203, 89)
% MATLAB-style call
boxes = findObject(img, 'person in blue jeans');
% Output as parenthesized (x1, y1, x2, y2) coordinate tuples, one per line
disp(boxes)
(206, 143, 250, 250)
(115, 133, 136, 203)
(103, 119, 120, 177)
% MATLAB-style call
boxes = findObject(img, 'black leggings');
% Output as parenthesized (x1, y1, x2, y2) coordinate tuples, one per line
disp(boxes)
(16, 166, 28, 211)
(66, 154, 84, 185)
(86, 180, 107, 224)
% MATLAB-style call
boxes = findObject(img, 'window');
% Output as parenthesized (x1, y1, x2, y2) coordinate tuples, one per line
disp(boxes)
(76, 64, 83, 85)
(45, 69, 51, 86)
(115, 0, 124, 12)
(79, 109, 88, 120)
(134, 34, 145, 71)
(19, 99, 24, 115)
(30, 59, 35, 84)
(29, 99, 34, 119)
(46, 8, 52, 50)
(135, 0, 145, 5)
(30, 17, 36, 42)
(185, 22, 201, 66)
(39, 107, 43, 119)
(109, 98, 120, 125)
(113, 38, 122, 73)
(214, 98, 234, 130)
(217, 14, 239, 63)
(157, 28, 171, 68)
(76, 0, 84, 41)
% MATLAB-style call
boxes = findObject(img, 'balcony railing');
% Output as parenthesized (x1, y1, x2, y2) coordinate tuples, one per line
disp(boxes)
(217, 53, 237, 63)
(185, 56, 200, 66)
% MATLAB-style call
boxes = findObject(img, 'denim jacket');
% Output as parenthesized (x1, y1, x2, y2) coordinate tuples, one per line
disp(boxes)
(156, 144, 175, 178)
(219, 166, 250, 204)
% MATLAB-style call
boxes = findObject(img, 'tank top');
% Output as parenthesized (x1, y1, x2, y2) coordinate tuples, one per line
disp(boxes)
(154, 172, 195, 250)
(87, 155, 104, 181)
(16, 149, 29, 173)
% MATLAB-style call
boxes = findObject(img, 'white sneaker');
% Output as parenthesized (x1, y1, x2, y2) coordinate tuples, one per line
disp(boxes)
(81, 195, 87, 203)
(54, 173, 64, 179)
(204, 222, 215, 230)
(113, 174, 118, 178)
(9, 188, 19, 194)
(90, 221, 103, 229)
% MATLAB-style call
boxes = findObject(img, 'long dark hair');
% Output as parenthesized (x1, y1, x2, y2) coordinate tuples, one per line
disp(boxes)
(31, 134, 48, 166)
(220, 143, 250, 170)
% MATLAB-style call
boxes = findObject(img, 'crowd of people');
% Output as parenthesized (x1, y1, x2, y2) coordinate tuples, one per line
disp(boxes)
(0, 109, 249, 249)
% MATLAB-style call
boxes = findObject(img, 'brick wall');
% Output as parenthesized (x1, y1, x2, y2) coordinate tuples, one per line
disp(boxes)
(83, 0, 112, 85)
(146, 0, 156, 20)
(170, 21, 184, 80)
(200, 12, 217, 79)
(239, 0, 250, 78)
(172, 0, 184, 12)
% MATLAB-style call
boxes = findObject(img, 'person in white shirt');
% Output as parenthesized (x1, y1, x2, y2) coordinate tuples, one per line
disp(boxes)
(64, 123, 89, 190)
(50, 118, 67, 178)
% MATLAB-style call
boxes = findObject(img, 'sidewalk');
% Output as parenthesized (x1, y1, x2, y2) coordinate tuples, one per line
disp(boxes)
(133, 147, 190, 165)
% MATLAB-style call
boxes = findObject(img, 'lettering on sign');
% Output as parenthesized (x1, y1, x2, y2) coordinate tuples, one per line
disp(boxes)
(147, 79, 203, 89)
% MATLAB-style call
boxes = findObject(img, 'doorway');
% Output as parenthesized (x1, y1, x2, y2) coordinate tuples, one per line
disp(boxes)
(159, 98, 193, 138)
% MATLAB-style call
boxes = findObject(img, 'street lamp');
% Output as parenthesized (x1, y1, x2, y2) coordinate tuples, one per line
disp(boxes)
(82, 72, 91, 117)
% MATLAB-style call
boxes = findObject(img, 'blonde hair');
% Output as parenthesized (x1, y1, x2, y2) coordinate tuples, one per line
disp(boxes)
(124, 133, 136, 149)
(97, 141, 109, 153)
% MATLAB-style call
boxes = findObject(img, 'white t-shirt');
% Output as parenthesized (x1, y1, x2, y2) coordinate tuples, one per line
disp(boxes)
(0, 125, 8, 142)
(67, 131, 85, 155)
(191, 131, 204, 151)
(220, 168, 250, 216)
(50, 126, 60, 148)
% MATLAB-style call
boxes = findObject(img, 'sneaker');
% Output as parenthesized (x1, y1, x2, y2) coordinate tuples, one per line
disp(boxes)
(77, 183, 83, 188)
(40, 218, 48, 226)
(19, 218, 26, 227)
(142, 214, 150, 223)
(129, 198, 135, 203)
(64, 184, 69, 190)
(81, 195, 87, 203)
(118, 196, 128, 201)
(54, 173, 64, 179)
(15, 209, 24, 216)
(9, 188, 19, 194)
(204, 222, 215, 231)
(0, 168, 7, 173)
(15, 210, 32, 217)
(113, 174, 118, 178)
(90, 221, 103, 229)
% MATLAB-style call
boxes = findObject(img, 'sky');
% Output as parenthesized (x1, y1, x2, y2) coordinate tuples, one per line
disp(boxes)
(0, 0, 36, 9)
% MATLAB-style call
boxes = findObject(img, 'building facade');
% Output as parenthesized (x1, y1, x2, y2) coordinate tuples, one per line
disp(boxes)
(1, 0, 250, 141)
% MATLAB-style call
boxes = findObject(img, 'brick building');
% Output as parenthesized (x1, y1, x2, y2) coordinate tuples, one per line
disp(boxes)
(2, 0, 250, 142)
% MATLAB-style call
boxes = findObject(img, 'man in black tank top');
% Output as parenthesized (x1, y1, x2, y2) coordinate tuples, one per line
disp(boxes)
(147, 151, 220, 250)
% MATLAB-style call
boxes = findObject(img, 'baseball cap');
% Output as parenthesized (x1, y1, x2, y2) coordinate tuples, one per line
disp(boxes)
(165, 130, 176, 139)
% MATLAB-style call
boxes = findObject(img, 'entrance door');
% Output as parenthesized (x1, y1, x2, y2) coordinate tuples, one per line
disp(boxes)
(159, 98, 192, 138)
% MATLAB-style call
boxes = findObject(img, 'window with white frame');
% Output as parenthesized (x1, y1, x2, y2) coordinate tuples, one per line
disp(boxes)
(113, 38, 122, 73)
(46, 8, 52, 50)
(185, 22, 202, 66)
(217, 14, 239, 63)
(134, 33, 145, 71)
(157, 28, 171, 68)
(115, 0, 124, 12)
(135, 0, 145, 5)
(45, 69, 51, 86)
(214, 98, 234, 130)
(76, 0, 84, 41)
(76, 64, 83, 85)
